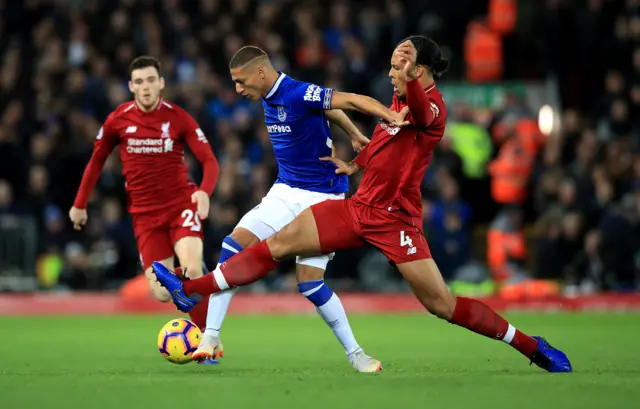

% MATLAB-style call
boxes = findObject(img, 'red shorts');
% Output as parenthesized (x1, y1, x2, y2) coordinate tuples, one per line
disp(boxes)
(311, 198, 431, 265)
(131, 197, 203, 270)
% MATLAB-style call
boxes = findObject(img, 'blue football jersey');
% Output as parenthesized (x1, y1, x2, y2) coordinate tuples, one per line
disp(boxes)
(261, 73, 348, 194)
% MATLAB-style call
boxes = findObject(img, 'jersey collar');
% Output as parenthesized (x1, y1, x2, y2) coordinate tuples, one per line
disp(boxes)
(264, 72, 287, 100)
(424, 82, 436, 93)
(133, 97, 164, 113)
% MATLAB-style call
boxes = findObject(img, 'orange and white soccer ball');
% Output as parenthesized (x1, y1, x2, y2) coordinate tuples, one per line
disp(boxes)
(157, 318, 202, 364)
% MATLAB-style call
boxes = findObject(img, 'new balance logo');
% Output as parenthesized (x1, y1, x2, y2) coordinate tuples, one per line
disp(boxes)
(125, 126, 137, 133)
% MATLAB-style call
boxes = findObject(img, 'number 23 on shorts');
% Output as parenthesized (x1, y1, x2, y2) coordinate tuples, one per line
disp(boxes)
(181, 209, 202, 232)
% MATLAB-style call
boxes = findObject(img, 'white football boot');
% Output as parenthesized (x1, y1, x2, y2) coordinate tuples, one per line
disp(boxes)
(192, 332, 224, 363)
(348, 348, 382, 373)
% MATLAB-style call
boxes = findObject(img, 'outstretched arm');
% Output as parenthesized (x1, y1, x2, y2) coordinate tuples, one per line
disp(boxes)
(330, 91, 409, 127)
(299, 82, 408, 127)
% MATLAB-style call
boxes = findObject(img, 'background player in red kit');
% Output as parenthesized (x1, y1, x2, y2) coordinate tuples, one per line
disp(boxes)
(155, 37, 571, 373)
(70, 56, 219, 333)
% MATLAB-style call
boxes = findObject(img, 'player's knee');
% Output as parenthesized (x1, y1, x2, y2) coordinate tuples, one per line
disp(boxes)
(151, 286, 172, 303)
(266, 230, 298, 259)
(424, 292, 456, 320)
(295, 263, 325, 282)
(144, 266, 172, 302)
(146, 276, 172, 303)
(182, 263, 204, 279)
(229, 227, 260, 248)
(268, 215, 312, 259)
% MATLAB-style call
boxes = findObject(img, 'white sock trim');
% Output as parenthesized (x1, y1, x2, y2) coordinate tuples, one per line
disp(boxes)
(346, 346, 362, 356)
(213, 267, 230, 291)
(204, 328, 220, 338)
(301, 283, 324, 297)
(221, 242, 240, 254)
(502, 324, 516, 344)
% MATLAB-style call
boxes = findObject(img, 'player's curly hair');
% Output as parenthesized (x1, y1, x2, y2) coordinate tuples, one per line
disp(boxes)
(398, 36, 449, 79)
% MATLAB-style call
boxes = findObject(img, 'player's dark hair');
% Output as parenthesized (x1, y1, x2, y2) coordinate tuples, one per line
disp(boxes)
(398, 36, 449, 79)
(128, 56, 161, 78)
(229, 46, 269, 68)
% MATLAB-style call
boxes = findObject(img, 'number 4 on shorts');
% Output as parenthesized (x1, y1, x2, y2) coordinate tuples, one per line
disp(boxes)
(181, 209, 202, 232)
(401, 231, 417, 255)
(400, 231, 413, 247)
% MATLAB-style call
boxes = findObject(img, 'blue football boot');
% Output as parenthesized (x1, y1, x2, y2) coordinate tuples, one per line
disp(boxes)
(530, 336, 572, 373)
(152, 261, 199, 313)
(197, 358, 220, 365)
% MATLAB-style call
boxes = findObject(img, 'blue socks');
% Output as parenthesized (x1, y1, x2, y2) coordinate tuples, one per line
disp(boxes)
(297, 280, 334, 308)
(219, 235, 244, 265)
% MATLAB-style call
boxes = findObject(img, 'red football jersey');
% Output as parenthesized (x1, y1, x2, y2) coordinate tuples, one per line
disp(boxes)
(73, 99, 219, 214)
(352, 80, 446, 218)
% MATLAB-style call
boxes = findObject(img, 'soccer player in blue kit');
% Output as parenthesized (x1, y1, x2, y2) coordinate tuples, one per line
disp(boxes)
(188, 46, 409, 372)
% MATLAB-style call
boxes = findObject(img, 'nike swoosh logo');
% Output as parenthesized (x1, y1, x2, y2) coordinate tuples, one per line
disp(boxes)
(173, 289, 194, 306)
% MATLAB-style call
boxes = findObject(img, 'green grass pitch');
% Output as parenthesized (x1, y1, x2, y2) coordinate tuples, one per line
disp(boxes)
(1, 313, 639, 409)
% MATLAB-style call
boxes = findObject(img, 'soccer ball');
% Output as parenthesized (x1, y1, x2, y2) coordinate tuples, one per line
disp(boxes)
(157, 318, 202, 364)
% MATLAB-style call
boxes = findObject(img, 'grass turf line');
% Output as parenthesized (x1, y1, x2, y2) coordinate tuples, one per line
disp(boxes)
(1, 314, 639, 409)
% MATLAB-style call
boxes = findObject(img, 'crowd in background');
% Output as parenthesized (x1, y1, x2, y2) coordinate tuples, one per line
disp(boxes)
(0, 0, 638, 294)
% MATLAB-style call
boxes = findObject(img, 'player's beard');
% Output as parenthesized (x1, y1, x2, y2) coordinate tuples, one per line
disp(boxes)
(396, 93, 406, 102)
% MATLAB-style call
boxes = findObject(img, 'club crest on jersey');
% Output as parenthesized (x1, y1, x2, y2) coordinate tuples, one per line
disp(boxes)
(277, 106, 287, 122)
(161, 122, 171, 138)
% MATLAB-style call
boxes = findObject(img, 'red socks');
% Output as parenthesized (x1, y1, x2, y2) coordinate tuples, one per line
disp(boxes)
(188, 301, 208, 331)
(183, 271, 216, 297)
(174, 266, 208, 330)
(450, 297, 538, 357)
(220, 240, 279, 287)
(184, 241, 279, 298)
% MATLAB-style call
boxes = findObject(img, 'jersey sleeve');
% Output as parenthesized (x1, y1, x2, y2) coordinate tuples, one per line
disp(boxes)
(405, 79, 436, 128)
(73, 113, 119, 209)
(181, 110, 219, 196)
(297, 82, 335, 111)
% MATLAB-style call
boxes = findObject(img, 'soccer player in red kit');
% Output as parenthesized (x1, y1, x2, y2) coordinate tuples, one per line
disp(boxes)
(70, 56, 219, 338)
(154, 37, 572, 373)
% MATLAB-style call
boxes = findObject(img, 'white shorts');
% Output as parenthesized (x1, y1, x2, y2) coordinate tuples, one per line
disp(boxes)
(237, 183, 345, 269)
